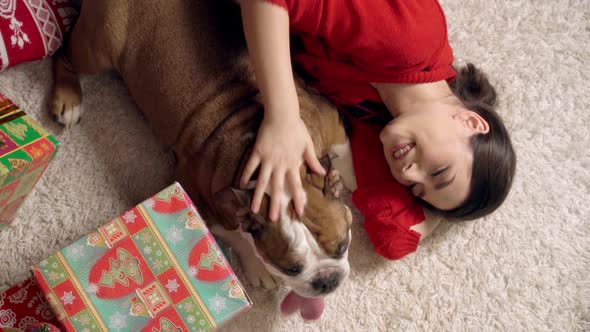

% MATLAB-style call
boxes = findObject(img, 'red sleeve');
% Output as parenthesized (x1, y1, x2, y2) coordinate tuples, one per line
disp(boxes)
(347, 117, 425, 260)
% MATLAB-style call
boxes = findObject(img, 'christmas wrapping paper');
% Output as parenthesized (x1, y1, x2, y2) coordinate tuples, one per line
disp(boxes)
(0, 276, 59, 330)
(0, 93, 59, 229)
(32, 182, 252, 331)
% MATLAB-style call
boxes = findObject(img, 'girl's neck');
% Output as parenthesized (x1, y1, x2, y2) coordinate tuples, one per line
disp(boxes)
(372, 80, 456, 117)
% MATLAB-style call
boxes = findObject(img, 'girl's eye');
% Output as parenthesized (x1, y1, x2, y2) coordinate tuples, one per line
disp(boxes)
(432, 167, 448, 177)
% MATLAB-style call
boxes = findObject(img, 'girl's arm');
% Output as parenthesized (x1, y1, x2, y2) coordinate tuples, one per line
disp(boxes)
(240, 0, 296, 118)
(239, 0, 325, 221)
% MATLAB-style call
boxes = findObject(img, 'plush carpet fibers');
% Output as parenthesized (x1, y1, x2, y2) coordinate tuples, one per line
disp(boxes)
(0, 0, 588, 330)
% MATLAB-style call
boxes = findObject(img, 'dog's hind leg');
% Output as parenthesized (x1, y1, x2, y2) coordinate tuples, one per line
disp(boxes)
(51, 0, 116, 128)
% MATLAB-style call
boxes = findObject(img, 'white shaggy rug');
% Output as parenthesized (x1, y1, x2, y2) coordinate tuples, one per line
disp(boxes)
(0, 0, 588, 330)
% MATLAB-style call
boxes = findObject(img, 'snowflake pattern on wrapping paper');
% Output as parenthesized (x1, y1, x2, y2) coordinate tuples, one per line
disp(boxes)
(0, 308, 17, 327)
(183, 301, 194, 312)
(77, 312, 91, 326)
(60, 291, 75, 305)
(153, 259, 164, 270)
(165, 279, 179, 293)
(166, 225, 184, 245)
(144, 198, 155, 209)
(109, 312, 128, 331)
(188, 266, 198, 278)
(47, 271, 59, 282)
(122, 210, 137, 224)
(17, 316, 38, 330)
(141, 232, 152, 242)
(86, 283, 99, 296)
(208, 294, 227, 314)
(66, 243, 86, 262)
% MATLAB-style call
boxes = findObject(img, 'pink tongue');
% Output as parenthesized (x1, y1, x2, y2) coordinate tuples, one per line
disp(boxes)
(280, 290, 325, 320)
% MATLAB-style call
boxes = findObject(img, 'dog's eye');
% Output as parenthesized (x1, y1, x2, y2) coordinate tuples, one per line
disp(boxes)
(282, 263, 303, 276)
(334, 241, 348, 259)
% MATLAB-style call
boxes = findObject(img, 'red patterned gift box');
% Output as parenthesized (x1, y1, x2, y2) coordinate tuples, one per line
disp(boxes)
(0, 93, 59, 230)
(0, 276, 59, 330)
(32, 182, 252, 331)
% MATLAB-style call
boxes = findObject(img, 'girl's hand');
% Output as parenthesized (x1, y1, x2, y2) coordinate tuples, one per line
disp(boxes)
(241, 112, 325, 221)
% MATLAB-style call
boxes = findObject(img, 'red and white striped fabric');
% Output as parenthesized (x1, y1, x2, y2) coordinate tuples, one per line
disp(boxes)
(0, 0, 77, 70)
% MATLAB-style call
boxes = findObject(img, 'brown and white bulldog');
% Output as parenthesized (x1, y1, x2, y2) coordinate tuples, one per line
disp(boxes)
(51, 0, 353, 298)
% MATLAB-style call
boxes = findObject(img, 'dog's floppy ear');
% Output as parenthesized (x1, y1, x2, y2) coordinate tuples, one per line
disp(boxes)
(305, 155, 343, 198)
(306, 154, 332, 176)
(213, 187, 252, 230)
(318, 154, 333, 174)
(319, 155, 344, 199)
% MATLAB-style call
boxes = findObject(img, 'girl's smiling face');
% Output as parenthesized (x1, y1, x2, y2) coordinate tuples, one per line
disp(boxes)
(379, 101, 489, 210)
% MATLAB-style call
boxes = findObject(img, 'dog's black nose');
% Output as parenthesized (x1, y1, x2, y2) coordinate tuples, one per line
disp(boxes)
(311, 272, 341, 294)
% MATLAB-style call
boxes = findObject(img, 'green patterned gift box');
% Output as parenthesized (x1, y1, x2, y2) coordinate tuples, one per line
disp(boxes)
(32, 182, 252, 332)
(0, 93, 59, 230)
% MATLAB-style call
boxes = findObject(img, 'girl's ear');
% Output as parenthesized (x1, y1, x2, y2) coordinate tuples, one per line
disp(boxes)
(455, 110, 489, 135)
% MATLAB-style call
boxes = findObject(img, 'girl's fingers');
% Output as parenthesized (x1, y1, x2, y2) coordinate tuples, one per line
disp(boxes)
(241, 154, 261, 188)
(252, 163, 272, 213)
(269, 169, 286, 222)
(287, 169, 305, 216)
(304, 146, 326, 175)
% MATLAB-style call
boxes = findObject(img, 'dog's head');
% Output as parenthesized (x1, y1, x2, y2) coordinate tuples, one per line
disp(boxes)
(214, 158, 352, 298)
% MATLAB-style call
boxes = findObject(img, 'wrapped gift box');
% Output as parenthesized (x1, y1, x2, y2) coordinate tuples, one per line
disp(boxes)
(31, 183, 252, 331)
(0, 276, 60, 330)
(0, 93, 59, 229)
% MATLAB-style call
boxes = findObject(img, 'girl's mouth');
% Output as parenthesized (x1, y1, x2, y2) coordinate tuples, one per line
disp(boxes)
(392, 143, 414, 160)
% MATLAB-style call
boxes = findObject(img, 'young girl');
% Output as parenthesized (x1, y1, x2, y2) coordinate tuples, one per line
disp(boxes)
(239, 0, 516, 260)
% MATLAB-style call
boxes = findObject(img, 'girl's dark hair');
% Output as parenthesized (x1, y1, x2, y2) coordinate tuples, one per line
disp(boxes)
(423, 63, 516, 221)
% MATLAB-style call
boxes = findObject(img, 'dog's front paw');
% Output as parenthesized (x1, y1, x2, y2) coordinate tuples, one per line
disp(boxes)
(51, 56, 83, 128)
(242, 255, 278, 290)
(52, 82, 82, 128)
(324, 169, 344, 198)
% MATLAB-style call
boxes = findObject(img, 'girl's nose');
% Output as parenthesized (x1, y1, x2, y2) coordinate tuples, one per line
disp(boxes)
(402, 162, 423, 182)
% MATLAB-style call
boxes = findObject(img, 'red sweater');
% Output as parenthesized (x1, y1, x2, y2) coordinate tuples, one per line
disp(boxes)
(263, 0, 456, 259)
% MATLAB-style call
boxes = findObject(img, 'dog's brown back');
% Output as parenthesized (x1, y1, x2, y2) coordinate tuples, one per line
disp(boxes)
(86, 0, 342, 199)
(73, 0, 349, 245)
(85, 0, 250, 146)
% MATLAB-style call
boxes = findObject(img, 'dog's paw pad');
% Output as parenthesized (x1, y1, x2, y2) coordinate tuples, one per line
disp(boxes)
(53, 103, 82, 128)
(51, 81, 82, 129)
